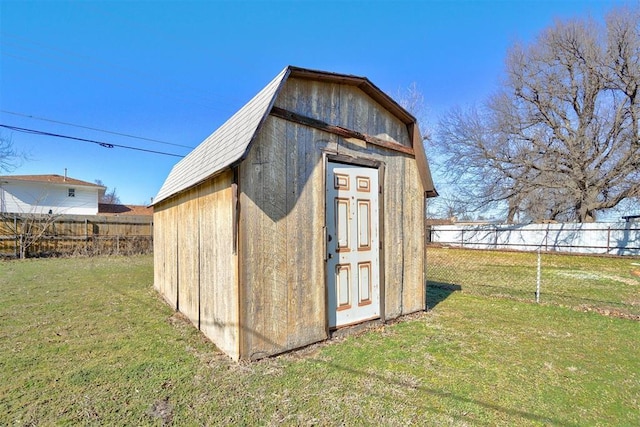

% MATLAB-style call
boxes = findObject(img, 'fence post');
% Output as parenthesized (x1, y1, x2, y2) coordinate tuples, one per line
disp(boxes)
(606, 226, 611, 254)
(535, 249, 541, 303)
(14, 216, 18, 258)
(545, 223, 549, 252)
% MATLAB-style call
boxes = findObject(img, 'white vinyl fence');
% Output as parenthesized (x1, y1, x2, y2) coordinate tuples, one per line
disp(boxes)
(429, 222, 640, 256)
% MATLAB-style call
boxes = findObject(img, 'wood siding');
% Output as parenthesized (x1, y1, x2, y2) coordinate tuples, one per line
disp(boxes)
(237, 79, 425, 359)
(155, 74, 428, 361)
(276, 77, 412, 149)
(239, 117, 327, 360)
(198, 174, 238, 359)
(153, 170, 239, 359)
(274, 78, 426, 320)
(154, 197, 178, 310)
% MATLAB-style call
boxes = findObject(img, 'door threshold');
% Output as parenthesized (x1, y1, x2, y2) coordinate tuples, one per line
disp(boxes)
(329, 317, 382, 338)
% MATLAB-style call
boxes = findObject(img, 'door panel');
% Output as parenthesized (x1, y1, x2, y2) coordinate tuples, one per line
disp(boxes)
(357, 200, 371, 250)
(358, 262, 371, 305)
(336, 199, 350, 250)
(326, 162, 380, 328)
(336, 264, 351, 309)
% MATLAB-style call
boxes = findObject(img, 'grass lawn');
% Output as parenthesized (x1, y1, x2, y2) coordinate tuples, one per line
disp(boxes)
(1, 255, 639, 425)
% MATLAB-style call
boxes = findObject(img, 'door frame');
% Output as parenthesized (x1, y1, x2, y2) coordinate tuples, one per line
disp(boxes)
(323, 152, 385, 331)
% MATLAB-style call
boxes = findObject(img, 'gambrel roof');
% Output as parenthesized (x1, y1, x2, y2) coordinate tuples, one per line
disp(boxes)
(154, 66, 437, 204)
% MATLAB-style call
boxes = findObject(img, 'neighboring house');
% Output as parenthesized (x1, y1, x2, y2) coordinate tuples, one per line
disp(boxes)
(0, 174, 105, 215)
(153, 66, 438, 361)
(98, 203, 153, 217)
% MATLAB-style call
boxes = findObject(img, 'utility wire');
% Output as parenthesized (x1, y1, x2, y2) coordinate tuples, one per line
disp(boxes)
(0, 110, 194, 149)
(0, 124, 185, 158)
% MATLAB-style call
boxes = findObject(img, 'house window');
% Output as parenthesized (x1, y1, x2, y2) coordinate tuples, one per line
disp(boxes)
(68, 188, 75, 197)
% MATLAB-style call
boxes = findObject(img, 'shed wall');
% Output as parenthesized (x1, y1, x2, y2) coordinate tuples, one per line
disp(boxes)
(327, 135, 425, 319)
(198, 176, 239, 359)
(275, 78, 425, 319)
(277, 77, 412, 148)
(237, 78, 425, 359)
(153, 170, 239, 359)
(154, 197, 178, 309)
(239, 117, 327, 360)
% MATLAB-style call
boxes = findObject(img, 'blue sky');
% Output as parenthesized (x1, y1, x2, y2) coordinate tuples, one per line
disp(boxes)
(0, 0, 628, 205)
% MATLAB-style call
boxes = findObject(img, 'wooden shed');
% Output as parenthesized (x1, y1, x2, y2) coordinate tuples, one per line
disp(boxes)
(153, 66, 438, 360)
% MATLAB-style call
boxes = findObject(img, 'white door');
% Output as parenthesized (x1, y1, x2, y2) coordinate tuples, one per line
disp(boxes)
(326, 162, 380, 328)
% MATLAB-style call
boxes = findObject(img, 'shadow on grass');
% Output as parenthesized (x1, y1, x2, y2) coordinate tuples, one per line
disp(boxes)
(427, 281, 462, 310)
(312, 356, 579, 426)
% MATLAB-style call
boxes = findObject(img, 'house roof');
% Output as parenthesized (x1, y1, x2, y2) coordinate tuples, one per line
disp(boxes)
(98, 203, 153, 216)
(0, 174, 106, 189)
(153, 65, 437, 205)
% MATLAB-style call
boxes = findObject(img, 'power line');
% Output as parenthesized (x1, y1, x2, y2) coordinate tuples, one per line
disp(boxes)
(0, 110, 194, 149)
(0, 124, 185, 158)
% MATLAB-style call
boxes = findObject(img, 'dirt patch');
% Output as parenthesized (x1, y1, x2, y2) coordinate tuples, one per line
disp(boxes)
(601, 273, 640, 286)
(556, 270, 639, 286)
(578, 305, 640, 321)
(147, 397, 173, 426)
(555, 271, 601, 280)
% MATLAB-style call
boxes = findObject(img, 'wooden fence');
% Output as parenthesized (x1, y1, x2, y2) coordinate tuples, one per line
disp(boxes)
(0, 214, 153, 258)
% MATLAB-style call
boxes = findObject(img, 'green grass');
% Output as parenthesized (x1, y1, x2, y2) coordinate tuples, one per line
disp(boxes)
(1, 255, 639, 425)
(427, 247, 640, 317)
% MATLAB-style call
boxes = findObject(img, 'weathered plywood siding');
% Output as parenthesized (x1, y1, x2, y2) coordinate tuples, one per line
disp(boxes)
(154, 197, 178, 310)
(177, 188, 200, 326)
(382, 153, 407, 319)
(239, 116, 326, 360)
(154, 172, 239, 359)
(237, 79, 425, 359)
(401, 158, 426, 314)
(198, 171, 239, 360)
(153, 203, 164, 296)
(274, 77, 425, 321)
(277, 77, 412, 149)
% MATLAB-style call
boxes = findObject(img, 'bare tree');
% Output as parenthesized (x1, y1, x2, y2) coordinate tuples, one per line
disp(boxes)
(94, 179, 121, 204)
(397, 82, 432, 141)
(437, 7, 640, 223)
(0, 194, 61, 259)
(396, 83, 475, 220)
(9, 214, 60, 259)
(0, 132, 22, 173)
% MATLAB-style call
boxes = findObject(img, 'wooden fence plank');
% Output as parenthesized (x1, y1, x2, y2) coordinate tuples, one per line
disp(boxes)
(0, 214, 153, 257)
